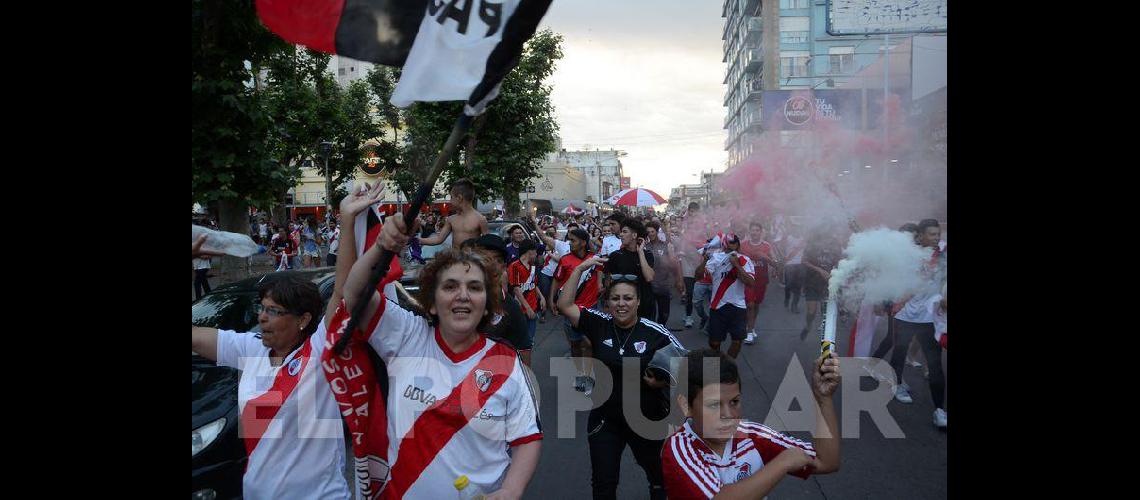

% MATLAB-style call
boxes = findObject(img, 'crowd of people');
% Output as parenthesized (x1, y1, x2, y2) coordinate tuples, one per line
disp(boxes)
(191, 175, 952, 499)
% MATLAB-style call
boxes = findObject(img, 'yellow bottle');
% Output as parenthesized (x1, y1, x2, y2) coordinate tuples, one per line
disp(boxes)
(453, 475, 486, 500)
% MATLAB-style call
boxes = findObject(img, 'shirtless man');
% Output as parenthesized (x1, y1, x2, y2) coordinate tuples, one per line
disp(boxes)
(416, 178, 489, 248)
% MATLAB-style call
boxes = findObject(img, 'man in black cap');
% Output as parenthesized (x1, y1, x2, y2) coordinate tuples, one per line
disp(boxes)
(469, 234, 531, 355)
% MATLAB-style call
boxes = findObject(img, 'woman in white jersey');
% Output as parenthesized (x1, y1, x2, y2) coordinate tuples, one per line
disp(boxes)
(341, 216, 543, 499)
(191, 271, 351, 500)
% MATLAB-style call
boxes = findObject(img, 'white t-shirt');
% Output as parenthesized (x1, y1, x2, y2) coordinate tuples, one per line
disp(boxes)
(929, 294, 947, 341)
(215, 325, 350, 500)
(328, 227, 341, 255)
(541, 239, 571, 277)
(784, 236, 805, 265)
(258, 223, 269, 237)
(600, 235, 622, 257)
(706, 251, 755, 310)
(366, 298, 542, 498)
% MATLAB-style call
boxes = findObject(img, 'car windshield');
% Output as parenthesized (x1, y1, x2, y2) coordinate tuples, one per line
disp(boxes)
(192, 292, 260, 332)
(419, 234, 452, 260)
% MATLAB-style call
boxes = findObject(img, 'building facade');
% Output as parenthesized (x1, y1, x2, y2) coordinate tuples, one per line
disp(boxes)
(723, 0, 920, 170)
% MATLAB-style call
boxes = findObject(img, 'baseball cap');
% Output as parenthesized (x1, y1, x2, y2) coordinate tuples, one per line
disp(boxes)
(474, 234, 508, 262)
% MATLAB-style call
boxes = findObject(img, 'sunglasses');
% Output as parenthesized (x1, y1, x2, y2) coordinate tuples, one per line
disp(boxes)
(609, 274, 639, 283)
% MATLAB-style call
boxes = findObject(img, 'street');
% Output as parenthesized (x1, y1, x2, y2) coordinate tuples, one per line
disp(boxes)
(522, 289, 947, 499)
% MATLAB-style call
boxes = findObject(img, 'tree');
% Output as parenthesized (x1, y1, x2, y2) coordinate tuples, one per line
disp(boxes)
(193, 0, 293, 271)
(321, 78, 384, 208)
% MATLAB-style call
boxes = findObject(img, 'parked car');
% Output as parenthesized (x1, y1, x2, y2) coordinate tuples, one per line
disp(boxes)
(191, 269, 416, 499)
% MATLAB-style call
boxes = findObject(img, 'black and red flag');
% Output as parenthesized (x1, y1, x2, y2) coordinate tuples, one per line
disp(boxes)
(256, 0, 553, 115)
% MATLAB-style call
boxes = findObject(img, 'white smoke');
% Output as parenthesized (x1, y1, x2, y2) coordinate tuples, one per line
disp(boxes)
(828, 228, 932, 305)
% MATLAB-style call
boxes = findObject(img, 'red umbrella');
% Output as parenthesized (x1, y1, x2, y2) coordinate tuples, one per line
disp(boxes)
(606, 188, 667, 207)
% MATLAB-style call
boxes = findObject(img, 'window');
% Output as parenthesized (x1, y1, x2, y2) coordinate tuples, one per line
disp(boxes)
(781, 50, 811, 78)
(781, 0, 809, 9)
(779, 17, 810, 44)
(338, 68, 346, 76)
(781, 31, 809, 44)
(828, 47, 855, 74)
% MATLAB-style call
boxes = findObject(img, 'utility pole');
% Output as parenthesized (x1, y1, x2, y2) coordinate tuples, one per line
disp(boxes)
(320, 141, 333, 225)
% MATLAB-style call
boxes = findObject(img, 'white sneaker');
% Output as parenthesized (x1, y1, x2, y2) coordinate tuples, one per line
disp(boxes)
(684, 316, 694, 328)
(894, 384, 913, 404)
(933, 408, 947, 428)
(744, 331, 756, 345)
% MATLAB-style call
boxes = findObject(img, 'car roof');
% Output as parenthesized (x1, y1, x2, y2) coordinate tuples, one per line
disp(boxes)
(208, 269, 336, 295)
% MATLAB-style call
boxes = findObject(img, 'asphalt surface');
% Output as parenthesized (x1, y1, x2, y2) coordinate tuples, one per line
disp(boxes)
(521, 286, 947, 499)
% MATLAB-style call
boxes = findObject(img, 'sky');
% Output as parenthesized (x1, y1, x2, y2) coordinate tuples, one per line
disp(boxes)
(536, 0, 727, 199)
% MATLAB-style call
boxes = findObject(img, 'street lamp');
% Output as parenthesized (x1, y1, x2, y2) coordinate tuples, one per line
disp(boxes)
(320, 141, 333, 225)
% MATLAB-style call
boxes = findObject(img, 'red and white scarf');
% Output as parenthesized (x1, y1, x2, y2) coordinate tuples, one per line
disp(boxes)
(321, 205, 404, 499)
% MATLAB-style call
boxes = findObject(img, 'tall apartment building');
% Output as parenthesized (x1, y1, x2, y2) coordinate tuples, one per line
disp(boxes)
(724, 0, 913, 169)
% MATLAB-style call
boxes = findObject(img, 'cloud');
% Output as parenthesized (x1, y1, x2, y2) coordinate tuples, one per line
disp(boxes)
(540, 0, 726, 202)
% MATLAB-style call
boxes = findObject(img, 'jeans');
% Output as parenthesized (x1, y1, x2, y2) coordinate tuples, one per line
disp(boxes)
(784, 264, 805, 307)
(524, 317, 537, 350)
(683, 277, 696, 317)
(538, 273, 553, 315)
(692, 282, 711, 323)
(194, 269, 212, 299)
(587, 412, 666, 500)
(652, 291, 671, 325)
(891, 319, 946, 409)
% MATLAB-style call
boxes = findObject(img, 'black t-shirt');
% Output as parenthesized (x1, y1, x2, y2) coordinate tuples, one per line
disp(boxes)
(575, 306, 682, 422)
(803, 237, 841, 291)
(484, 293, 531, 350)
(604, 248, 656, 317)
(271, 237, 295, 255)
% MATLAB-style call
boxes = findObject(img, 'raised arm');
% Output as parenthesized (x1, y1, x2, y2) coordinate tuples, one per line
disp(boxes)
(192, 326, 219, 361)
(638, 240, 655, 282)
(417, 217, 452, 246)
(326, 182, 384, 326)
(810, 354, 841, 474)
(344, 215, 420, 329)
(555, 256, 608, 328)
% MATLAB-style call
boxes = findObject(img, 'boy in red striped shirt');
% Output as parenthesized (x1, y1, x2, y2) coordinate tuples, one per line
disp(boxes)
(662, 349, 840, 499)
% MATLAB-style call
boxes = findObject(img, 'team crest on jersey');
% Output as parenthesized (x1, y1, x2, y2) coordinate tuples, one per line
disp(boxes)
(603, 338, 614, 347)
(474, 369, 494, 392)
(634, 341, 647, 354)
(736, 462, 751, 482)
(287, 357, 303, 376)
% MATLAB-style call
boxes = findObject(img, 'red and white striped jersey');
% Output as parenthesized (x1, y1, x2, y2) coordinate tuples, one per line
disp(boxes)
(216, 323, 351, 500)
(662, 419, 816, 499)
(706, 252, 755, 310)
(365, 298, 542, 499)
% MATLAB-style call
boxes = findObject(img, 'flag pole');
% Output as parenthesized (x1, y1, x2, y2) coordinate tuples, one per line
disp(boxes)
(334, 113, 474, 354)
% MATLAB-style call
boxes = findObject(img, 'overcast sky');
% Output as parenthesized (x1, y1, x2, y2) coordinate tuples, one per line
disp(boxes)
(537, 0, 726, 199)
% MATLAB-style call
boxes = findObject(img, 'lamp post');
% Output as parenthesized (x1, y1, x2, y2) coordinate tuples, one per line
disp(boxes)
(320, 141, 333, 225)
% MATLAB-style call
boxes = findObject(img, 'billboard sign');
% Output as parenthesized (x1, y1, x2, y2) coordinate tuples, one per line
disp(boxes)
(620, 177, 631, 189)
(684, 186, 708, 197)
(762, 90, 872, 131)
(826, 0, 947, 35)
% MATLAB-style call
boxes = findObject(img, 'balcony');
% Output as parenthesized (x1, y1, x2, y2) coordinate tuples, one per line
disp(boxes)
(745, 16, 762, 44)
(743, 48, 762, 73)
(746, 77, 763, 100)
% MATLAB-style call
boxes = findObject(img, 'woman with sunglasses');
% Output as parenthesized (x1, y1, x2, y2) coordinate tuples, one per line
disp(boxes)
(557, 255, 687, 500)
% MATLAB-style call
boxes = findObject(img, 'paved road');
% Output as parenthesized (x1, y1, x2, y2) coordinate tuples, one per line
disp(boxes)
(521, 286, 947, 499)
